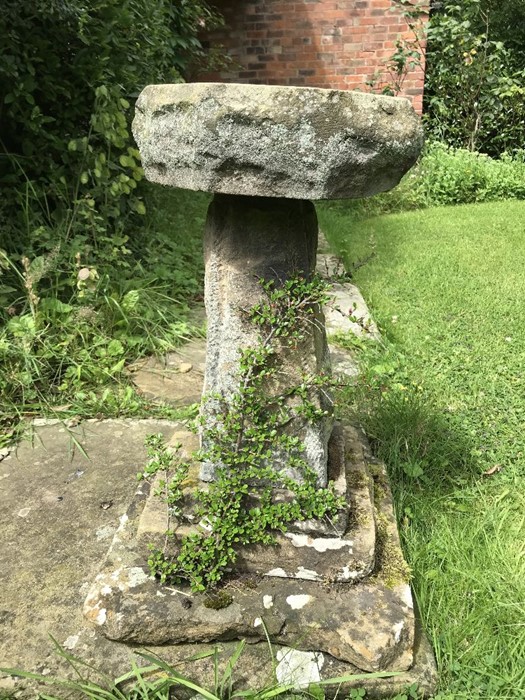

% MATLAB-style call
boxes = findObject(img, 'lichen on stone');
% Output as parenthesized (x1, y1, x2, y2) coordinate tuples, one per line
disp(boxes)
(346, 468, 368, 489)
(346, 503, 370, 530)
(368, 461, 388, 504)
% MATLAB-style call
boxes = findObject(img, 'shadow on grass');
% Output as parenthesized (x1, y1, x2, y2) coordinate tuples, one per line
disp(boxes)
(346, 385, 481, 499)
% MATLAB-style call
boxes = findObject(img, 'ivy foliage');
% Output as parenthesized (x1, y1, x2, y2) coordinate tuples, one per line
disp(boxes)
(142, 276, 345, 592)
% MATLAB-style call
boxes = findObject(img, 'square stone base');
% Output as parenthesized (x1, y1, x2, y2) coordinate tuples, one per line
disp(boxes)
(83, 423, 437, 695)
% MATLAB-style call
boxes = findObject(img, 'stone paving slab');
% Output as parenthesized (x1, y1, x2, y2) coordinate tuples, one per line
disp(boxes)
(0, 419, 181, 695)
(129, 337, 206, 405)
(0, 418, 437, 699)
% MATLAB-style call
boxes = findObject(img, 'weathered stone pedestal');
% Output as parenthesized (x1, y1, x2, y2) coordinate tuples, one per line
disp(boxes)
(83, 82, 435, 695)
(201, 194, 332, 485)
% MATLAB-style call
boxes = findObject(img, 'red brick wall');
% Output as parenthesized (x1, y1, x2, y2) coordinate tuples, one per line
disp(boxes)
(198, 0, 429, 113)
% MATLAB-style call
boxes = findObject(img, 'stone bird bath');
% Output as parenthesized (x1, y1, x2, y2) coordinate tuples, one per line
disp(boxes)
(83, 84, 436, 692)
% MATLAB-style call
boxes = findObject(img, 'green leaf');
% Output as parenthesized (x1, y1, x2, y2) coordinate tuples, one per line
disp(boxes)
(107, 339, 124, 357)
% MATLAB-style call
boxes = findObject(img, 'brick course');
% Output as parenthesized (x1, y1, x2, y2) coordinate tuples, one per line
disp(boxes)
(198, 0, 428, 113)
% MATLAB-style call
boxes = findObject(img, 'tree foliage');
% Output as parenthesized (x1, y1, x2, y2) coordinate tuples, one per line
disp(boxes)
(425, 0, 525, 155)
(471, 0, 525, 67)
(0, 0, 222, 253)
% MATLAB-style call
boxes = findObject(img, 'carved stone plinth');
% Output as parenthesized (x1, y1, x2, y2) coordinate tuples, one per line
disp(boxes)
(84, 425, 415, 674)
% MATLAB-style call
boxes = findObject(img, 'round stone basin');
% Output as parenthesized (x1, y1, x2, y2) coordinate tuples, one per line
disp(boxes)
(133, 82, 424, 200)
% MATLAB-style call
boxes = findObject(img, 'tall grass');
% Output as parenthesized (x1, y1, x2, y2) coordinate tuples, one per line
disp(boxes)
(0, 185, 209, 445)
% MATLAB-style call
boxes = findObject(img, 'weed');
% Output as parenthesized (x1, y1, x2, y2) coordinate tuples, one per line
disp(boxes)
(0, 186, 207, 445)
(0, 636, 399, 700)
(142, 276, 345, 591)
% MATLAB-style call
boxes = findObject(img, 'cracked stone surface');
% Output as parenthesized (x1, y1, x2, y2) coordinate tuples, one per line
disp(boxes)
(133, 83, 424, 200)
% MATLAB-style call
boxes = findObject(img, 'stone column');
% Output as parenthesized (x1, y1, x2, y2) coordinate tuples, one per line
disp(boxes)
(201, 194, 332, 484)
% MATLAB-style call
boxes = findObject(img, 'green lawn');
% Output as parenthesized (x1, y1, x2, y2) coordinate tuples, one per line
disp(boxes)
(319, 200, 525, 699)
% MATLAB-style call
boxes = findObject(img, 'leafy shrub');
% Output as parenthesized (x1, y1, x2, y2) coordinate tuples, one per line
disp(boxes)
(424, 0, 525, 156)
(0, 0, 222, 249)
(407, 143, 525, 207)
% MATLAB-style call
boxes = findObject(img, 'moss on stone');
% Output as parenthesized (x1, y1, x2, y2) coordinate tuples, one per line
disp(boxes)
(346, 468, 367, 489)
(347, 504, 371, 531)
(203, 591, 234, 610)
(368, 461, 388, 504)
(373, 511, 411, 589)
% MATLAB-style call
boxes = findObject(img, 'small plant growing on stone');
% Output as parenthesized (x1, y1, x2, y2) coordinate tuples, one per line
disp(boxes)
(138, 434, 189, 520)
(143, 275, 345, 592)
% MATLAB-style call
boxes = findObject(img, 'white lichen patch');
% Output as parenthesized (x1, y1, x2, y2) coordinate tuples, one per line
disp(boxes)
(286, 594, 314, 610)
(275, 648, 324, 688)
(126, 567, 150, 588)
(63, 634, 80, 650)
(295, 567, 319, 581)
(342, 566, 359, 580)
(254, 617, 262, 627)
(285, 533, 353, 553)
(110, 568, 123, 582)
(263, 595, 274, 609)
(397, 583, 414, 609)
(83, 587, 109, 627)
(393, 621, 405, 643)
(95, 607, 107, 625)
(100, 585, 112, 596)
(95, 525, 114, 541)
(266, 567, 287, 577)
(112, 514, 129, 543)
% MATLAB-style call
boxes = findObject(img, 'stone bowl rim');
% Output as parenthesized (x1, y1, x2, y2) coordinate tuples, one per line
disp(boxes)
(136, 81, 414, 107)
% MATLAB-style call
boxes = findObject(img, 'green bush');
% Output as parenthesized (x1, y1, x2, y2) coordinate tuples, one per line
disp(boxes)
(424, 0, 525, 156)
(0, 2, 220, 441)
(0, 0, 222, 250)
(408, 143, 525, 206)
(0, 186, 208, 446)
